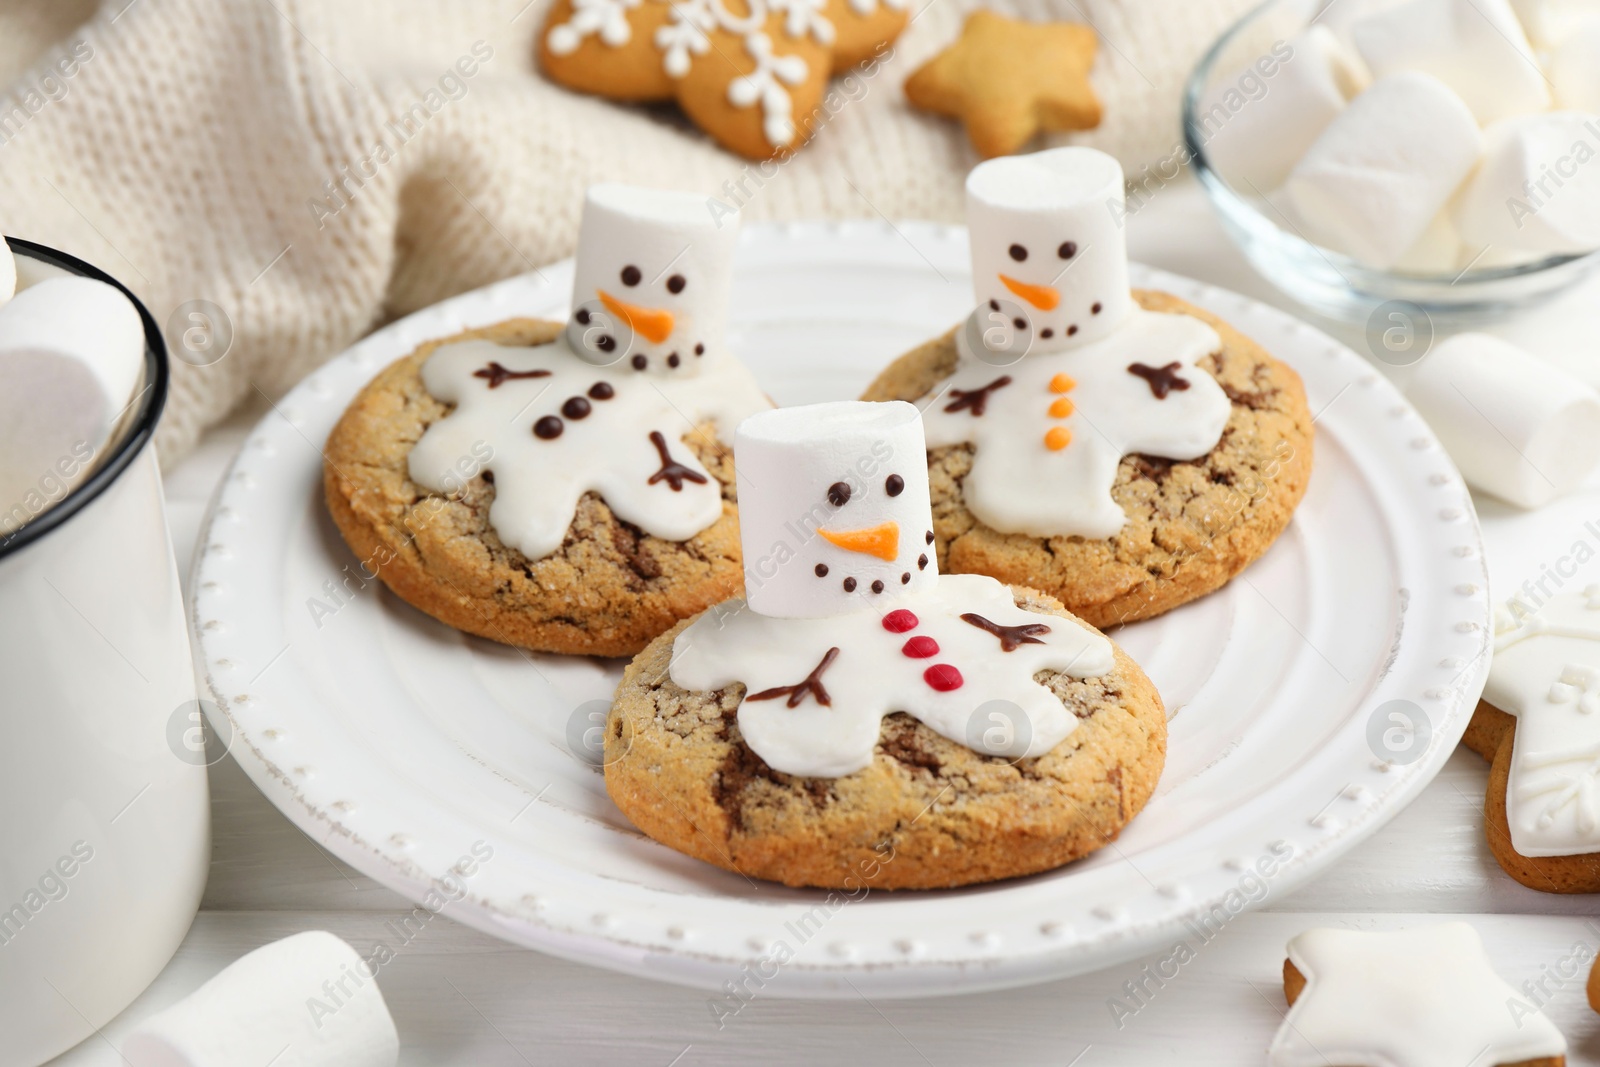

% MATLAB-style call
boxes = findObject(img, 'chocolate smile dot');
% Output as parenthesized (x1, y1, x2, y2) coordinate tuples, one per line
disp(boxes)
(870, 580, 885, 593)
(667, 274, 686, 294)
(988, 299, 1000, 312)
(482, 470, 494, 484)
(885, 474, 904, 497)
(1041, 328, 1054, 339)
(1012, 317, 1027, 330)
(588, 381, 614, 400)
(1059, 241, 1077, 259)
(843, 577, 857, 592)
(1009, 244, 1027, 262)
(561, 396, 591, 419)
(631, 354, 647, 370)
(814, 563, 829, 577)
(1068, 324, 1079, 336)
(917, 553, 928, 569)
(827, 481, 852, 507)
(596, 334, 615, 352)
(1092, 302, 1103, 314)
(900, 572, 910, 584)
(694, 343, 705, 355)
(621, 265, 641, 286)
(575, 308, 591, 325)
(925, 530, 935, 544)
(533, 415, 563, 439)
(667, 353, 680, 368)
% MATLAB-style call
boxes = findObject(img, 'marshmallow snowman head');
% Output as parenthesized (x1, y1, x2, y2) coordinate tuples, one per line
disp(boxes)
(966, 147, 1133, 355)
(566, 183, 739, 376)
(737, 401, 939, 619)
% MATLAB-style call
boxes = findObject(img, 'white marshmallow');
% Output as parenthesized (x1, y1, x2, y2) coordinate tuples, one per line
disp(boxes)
(1510, 0, 1595, 46)
(1393, 208, 1467, 274)
(566, 183, 739, 374)
(0, 243, 14, 307)
(1313, 0, 1408, 49)
(1454, 112, 1600, 254)
(965, 148, 1131, 354)
(1286, 73, 1482, 269)
(0, 277, 145, 529)
(1350, 0, 1549, 124)
(1200, 27, 1367, 193)
(122, 932, 399, 1067)
(1406, 333, 1600, 508)
(1549, 16, 1600, 112)
(736, 401, 937, 619)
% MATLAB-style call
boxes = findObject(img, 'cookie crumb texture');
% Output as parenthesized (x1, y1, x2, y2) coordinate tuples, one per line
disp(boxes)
(1463, 701, 1600, 895)
(607, 588, 1165, 889)
(862, 291, 1314, 628)
(323, 318, 743, 658)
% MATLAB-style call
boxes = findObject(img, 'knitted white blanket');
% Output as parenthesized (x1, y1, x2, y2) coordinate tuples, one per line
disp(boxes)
(0, 0, 1251, 460)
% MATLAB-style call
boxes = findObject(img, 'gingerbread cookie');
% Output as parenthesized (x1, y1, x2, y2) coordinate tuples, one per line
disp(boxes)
(323, 184, 769, 656)
(904, 11, 1101, 160)
(1462, 587, 1600, 893)
(538, 0, 906, 160)
(862, 148, 1312, 628)
(605, 400, 1165, 888)
(1274, 924, 1567, 1067)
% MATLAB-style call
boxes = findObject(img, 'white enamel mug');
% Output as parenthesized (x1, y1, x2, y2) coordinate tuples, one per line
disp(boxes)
(0, 239, 208, 1066)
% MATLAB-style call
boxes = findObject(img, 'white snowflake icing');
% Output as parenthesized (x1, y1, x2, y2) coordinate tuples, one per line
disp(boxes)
(547, 0, 825, 147)
(546, 0, 643, 54)
(1516, 740, 1600, 836)
(769, 0, 835, 45)
(727, 32, 809, 146)
(655, 0, 715, 77)
(848, 0, 906, 14)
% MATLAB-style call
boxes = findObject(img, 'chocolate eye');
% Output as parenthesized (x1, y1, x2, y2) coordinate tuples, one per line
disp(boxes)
(621, 265, 641, 286)
(827, 481, 851, 507)
(667, 274, 686, 294)
(1059, 241, 1077, 259)
(885, 474, 904, 497)
(1009, 244, 1027, 262)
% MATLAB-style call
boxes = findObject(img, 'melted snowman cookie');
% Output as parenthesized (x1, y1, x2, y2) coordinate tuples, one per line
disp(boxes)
(323, 184, 770, 656)
(864, 149, 1312, 628)
(605, 399, 1167, 889)
(1462, 587, 1600, 893)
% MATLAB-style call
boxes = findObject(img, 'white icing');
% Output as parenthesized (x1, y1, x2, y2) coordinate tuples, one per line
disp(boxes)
(736, 400, 939, 619)
(927, 147, 1232, 540)
(548, 0, 824, 148)
(670, 573, 1115, 777)
(407, 183, 768, 561)
(921, 307, 1229, 540)
(1487, 585, 1600, 856)
(1270, 924, 1566, 1067)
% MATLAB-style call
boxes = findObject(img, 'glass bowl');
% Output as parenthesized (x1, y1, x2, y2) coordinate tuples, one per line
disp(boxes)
(1182, 0, 1600, 328)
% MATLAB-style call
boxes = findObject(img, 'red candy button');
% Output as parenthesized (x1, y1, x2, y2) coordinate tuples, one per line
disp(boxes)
(923, 664, 963, 691)
(882, 609, 919, 633)
(901, 636, 939, 658)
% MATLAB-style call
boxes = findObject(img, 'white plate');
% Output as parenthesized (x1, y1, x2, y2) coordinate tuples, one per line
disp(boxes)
(191, 221, 1492, 999)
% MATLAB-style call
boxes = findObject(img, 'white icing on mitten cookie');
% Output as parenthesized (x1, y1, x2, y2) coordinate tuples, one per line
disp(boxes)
(1271, 924, 1566, 1067)
(407, 184, 768, 561)
(1488, 585, 1600, 857)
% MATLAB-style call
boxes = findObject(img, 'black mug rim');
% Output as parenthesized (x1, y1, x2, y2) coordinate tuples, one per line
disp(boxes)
(0, 237, 169, 561)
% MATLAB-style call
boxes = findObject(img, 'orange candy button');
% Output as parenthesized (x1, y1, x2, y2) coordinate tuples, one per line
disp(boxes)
(1049, 397, 1074, 418)
(1044, 427, 1072, 451)
(1049, 373, 1076, 393)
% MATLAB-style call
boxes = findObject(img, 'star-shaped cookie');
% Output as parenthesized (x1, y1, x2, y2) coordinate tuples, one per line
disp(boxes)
(903, 10, 1101, 159)
(1272, 925, 1567, 1067)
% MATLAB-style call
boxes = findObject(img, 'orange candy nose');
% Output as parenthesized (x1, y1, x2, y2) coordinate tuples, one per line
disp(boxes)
(999, 274, 1060, 311)
(818, 521, 900, 561)
(599, 290, 675, 345)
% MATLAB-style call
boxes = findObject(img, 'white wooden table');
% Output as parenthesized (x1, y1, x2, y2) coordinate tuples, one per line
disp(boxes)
(50, 180, 1600, 1066)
